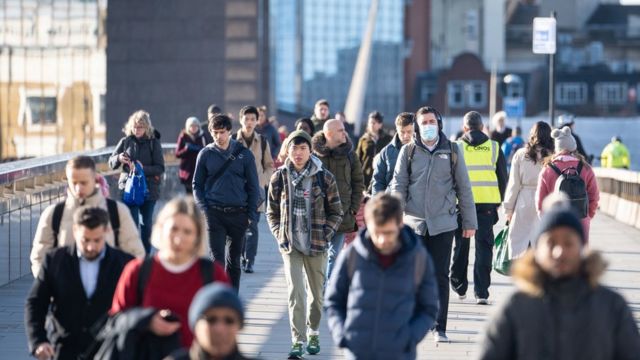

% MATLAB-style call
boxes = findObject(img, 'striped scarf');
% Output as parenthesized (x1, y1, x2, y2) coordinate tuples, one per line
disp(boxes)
(289, 161, 312, 233)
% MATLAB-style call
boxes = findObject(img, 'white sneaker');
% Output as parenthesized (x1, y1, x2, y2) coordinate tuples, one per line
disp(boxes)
(458, 294, 467, 300)
(434, 331, 450, 343)
(476, 298, 489, 305)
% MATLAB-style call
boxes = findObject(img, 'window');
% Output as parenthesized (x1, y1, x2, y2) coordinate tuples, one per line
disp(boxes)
(447, 80, 487, 108)
(595, 82, 627, 105)
(27, 97, 57, 125)
(468, 81, 487, 108)
(420, 81, 437, 102)
(448, 82, 464, 108)
(556, 82, 587, 105)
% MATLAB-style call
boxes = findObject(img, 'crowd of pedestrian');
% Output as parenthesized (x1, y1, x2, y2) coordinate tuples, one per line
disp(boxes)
(22, 100, 640, 360)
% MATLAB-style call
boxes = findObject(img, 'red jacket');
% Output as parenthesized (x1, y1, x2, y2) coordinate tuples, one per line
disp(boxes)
(536, 155, 599, 219)
(175, 131, 208, 184)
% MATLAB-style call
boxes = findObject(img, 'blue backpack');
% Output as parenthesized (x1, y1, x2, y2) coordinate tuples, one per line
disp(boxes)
(123, 162, 148, 206)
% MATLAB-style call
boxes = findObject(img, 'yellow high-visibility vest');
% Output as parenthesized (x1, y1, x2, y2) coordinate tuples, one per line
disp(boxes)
(457, 139, 501, 204)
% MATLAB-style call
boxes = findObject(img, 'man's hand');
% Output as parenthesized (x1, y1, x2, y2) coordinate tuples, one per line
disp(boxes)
(462, 229, 476, 238)
(149, 310, 181, 337)
(34, 342, 55, 360)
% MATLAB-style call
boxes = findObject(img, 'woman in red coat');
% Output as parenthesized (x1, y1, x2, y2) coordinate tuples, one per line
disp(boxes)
(536, 126, 599, 243)
(175, 117, 209, 194)
(110, 197, 230, 348)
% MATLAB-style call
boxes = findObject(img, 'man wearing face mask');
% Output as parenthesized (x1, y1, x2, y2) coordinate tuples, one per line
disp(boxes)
(390, 106, 477, 343)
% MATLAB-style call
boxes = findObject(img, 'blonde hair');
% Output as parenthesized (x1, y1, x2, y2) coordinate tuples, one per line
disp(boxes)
(150, 197, 209, 257)
(123, 110, 155, 138)
(491, 111, 506, 129)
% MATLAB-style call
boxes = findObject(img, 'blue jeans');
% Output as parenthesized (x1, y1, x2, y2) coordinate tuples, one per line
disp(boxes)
(242, 214, 260, 265)
(127, 200, 156, 254)
(326, 232, 345, 280)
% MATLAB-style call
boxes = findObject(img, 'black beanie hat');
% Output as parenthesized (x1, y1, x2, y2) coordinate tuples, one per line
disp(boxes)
(534, 208, 586, 245)
(189, 284, 244, 329)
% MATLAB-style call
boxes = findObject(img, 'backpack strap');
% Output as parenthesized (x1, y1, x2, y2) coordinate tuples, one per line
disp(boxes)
(406, 143, 417, 177)
(548, 162, 562, 176)
(260, 135, 267, 170)
(199, 258, 214, 285)
(106, 199, 120, 248)
(51, 201, 66, 248)
(208, 144, 245, 188)
(449, 142, 458, 190)
(136, 256, 155, 305)
(576, 161, 584, 175)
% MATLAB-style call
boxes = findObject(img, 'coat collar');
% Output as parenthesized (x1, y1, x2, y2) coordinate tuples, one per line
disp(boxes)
(311, 132, 353, 157)
(353, 225, 418, 264)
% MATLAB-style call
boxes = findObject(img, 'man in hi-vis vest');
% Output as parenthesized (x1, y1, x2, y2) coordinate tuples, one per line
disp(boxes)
(450, 111, 508, 305)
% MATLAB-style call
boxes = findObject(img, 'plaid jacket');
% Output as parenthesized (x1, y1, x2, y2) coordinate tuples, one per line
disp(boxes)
(267, 156, 343, 256)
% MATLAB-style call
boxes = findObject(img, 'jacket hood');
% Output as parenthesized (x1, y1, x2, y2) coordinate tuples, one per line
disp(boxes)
(390, 133, 404, 149)
(511, 250, 607, 297)
(282, 154, 324, 176)
(352, 225, 418, 264)
(66, 187, 103, 208)
(312, 131, 354, 157)
(460, 130, 490, 146)
(127, 129, 161, 142)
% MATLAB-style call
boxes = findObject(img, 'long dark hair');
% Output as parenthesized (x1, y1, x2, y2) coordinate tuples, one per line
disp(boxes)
(525, 121, 554, 164)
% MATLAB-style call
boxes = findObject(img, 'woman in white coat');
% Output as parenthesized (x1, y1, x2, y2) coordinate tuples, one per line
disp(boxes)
(503, 121, 554, 258)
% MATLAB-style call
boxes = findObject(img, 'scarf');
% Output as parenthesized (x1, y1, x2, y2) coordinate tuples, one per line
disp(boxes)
(289, 161, 312, 234)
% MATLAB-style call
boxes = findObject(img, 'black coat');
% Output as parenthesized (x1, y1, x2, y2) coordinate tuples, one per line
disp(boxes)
(109, 134, 165, 201)
(25, 245, 133, 360)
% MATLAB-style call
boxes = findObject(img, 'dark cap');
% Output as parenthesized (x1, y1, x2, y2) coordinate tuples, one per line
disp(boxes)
(533, 208, 586, 245)
(285, 130, 313, 148)
(188, 284, 244, 329)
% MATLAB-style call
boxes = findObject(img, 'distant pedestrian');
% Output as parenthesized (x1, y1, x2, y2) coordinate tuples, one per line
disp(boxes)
(335, 111, 356, 143)
(193, 114, 261, 291)
(295, 117, 315, 137)
(311, 99, 331, 133)
(325, 193, 439, 360)
(176, 117, 208, 194)
(165, 284, 256, 360)
(536, 127, 599, 243)
(109, 197, 230, 353)
(109, 110, 165, 253)
(30, 156, 143, 277)
(266, 130, 343, 359)
(489, 111, 512, 146)
(600, 136, 630, 169)
(279, 125, 289, 143)
(477, 208, 640, 360)
(503, 121, 554, 257)
(557, 114, 590, 162)
(389, 106, 477, 343)
(312, 119, 365, 279)
(371, 112, 415, 195)
(204, 104, 222, 144)
(232, 106, 275, 274)
(450, 111, 508, 305)
(501, 126, 525, 172)
(26, 207, 134, 360)
(356, 111, 393, 188)
(256, 105, 281, 158)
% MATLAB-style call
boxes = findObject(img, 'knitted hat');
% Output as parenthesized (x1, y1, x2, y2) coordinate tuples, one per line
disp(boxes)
(285, 130, 313, 148)
(188, 284, 244, 329)
(533, 208, 585, 245)
(551, 126, 577, 153)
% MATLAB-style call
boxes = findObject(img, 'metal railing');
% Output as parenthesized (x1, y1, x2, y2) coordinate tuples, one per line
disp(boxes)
(0, 144, 179, 286)
(594, 167, 640, 230)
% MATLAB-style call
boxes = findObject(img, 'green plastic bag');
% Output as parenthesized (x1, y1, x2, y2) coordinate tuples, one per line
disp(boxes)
(492, 223, 511, 276)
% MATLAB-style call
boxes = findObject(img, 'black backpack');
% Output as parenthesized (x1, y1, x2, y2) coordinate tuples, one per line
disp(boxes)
(52, 199, 120, 247)
(549, 162, 589, 218)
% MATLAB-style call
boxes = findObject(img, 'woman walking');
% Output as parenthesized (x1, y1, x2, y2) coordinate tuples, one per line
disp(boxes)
(176, 117, 208, 194)
(503, 121, 554, 257)
(109, 110, 165, 253)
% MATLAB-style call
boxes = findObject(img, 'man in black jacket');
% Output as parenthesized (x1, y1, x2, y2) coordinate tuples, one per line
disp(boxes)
(25, 207, 133, 360)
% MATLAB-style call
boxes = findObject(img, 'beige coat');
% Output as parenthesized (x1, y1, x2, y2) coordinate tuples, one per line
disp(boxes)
(30, 189, 144, 276)
(235, 129, 274, 212)
(503, 148, 544, 258)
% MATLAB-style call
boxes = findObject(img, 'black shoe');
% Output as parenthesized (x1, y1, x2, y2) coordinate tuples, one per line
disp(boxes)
(244, 263, 254, 273)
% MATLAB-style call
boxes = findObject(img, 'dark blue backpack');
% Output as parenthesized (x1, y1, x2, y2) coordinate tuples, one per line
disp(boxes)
(123, 162, 148, 206)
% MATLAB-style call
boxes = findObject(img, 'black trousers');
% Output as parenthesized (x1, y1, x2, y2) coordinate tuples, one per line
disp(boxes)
(422, 229, 455, 333)
(205, 208, 249, 292)
(450, 208, 497, 299)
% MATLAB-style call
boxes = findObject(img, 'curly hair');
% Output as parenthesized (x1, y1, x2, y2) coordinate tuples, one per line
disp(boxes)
(123, 110, 155, 138)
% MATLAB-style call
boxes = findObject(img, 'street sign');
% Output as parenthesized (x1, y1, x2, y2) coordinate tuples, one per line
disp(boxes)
(503, 97, 526, 118)
(533, 17, 556, 54)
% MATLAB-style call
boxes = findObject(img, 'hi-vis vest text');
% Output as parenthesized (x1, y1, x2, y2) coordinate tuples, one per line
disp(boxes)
(457, 139, 501, 204)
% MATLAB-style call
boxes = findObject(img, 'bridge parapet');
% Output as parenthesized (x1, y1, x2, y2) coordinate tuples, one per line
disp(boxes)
(595, 167, 640, 230)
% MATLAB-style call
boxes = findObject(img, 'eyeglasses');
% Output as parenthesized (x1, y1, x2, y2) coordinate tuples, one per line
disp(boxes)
(134, 126, 147, 130)
(201, 315, 238, 326)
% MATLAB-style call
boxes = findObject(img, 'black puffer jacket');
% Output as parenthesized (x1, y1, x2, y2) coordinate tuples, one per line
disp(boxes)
(109, 131, 165, 201)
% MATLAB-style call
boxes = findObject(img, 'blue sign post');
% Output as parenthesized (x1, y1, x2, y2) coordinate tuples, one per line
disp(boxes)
(503, 97, 526, 118)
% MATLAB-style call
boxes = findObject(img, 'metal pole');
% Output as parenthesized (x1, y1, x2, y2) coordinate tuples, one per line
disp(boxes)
(549, 10, 556, 127)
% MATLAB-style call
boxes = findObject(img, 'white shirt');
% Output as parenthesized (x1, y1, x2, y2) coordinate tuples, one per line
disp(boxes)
(77, 247, 106, 298)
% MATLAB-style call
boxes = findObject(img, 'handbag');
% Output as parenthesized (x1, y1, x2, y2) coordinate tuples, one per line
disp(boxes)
(492, 222, 512, 276)
(122, 162, 148, 206)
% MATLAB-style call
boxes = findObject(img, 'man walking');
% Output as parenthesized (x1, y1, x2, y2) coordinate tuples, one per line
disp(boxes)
(256, 105, 281, 158)
(193, 113, 261, 291)
(311, 99, 331, 133)
(450, 111, 507, 304)
(356, 111, 392, 188)
(233, 105, 275, 273)
(30, 156, 143, 277)
(325, 193, 439, 359)
(312, 119, 365, 278)
(25, 207, 134, 360)
(267, 130, 343, 359)
(390, 106, 477, 343)
(371, 112, 415, 195)
(600, 136, 630, 169)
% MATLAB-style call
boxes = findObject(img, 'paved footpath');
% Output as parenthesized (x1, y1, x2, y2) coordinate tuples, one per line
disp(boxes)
(2, 212, 639, 359)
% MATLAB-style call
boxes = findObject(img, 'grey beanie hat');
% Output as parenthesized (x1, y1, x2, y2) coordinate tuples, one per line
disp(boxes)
(188, 284, 244, 329)
(551, 126, 577, 153)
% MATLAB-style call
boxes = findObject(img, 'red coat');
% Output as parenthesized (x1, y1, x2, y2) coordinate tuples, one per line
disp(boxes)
(110, 256, 230, 347)
(175, 131, 208, 185)
(536, 155, 600, 242)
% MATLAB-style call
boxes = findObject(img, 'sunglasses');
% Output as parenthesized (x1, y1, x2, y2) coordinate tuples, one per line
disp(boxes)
(201, 315, 239, 326)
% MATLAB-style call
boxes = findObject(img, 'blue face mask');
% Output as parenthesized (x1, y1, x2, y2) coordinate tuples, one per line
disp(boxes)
(419, 124, 439, 141)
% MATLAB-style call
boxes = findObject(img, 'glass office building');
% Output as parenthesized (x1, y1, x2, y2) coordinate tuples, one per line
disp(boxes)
(270, 0, 405, 126)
